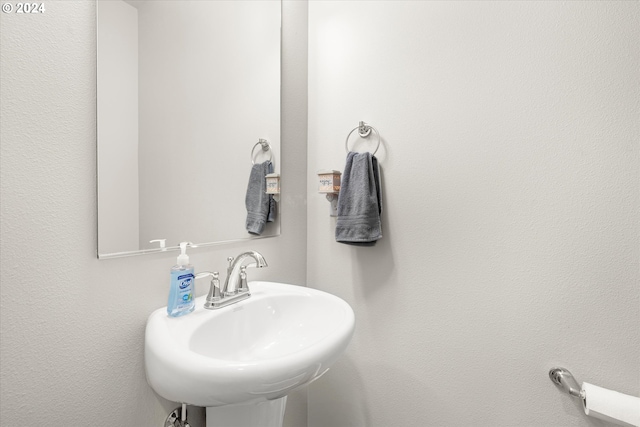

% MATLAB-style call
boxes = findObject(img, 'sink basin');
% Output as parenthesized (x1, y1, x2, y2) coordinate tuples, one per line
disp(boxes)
(145, 281, 355, 408)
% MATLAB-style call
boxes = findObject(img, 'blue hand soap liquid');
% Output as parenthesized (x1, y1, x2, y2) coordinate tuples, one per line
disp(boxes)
(167, 242, 195, 317)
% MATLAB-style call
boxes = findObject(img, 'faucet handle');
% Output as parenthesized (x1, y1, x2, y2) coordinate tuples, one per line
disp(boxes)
(204, 272, 221, 308)
(227, 257, 234, 267)
(238, 266, 249, 293)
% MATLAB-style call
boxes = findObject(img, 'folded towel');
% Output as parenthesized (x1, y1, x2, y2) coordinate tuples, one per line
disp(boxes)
(335, 152, 382, 244)
(245, 160, 276, 235)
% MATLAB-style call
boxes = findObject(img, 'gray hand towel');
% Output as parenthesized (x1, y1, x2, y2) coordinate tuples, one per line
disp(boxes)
(335, 152, 382, 244)
(245, 160, 276, 235)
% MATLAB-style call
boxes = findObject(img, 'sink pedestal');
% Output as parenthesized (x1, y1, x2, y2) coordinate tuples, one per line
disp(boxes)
(205, 397, 287, 427)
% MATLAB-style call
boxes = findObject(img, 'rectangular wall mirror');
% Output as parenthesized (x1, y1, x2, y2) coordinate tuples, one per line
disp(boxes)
(97, 0, 281, 259)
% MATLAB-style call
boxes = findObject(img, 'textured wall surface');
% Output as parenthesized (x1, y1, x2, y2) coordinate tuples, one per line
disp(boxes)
(0, 1, 307, 426)
(307, 1, 639, 426)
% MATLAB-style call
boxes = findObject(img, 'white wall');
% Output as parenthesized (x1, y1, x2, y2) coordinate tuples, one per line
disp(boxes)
(0, 1, 307, 426)
(307, 1, 639, 426)
(97, 0, 140, 254)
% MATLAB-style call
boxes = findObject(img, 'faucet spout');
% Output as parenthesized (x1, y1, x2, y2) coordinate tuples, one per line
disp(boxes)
(222, 251, 267, 295)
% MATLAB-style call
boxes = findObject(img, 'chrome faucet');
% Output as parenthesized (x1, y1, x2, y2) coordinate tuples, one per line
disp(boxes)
(223, 251, 268, 295)
(202, 251, 267, 310)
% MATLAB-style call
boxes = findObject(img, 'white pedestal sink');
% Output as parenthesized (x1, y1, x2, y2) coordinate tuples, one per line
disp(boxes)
(145, 281, 355, 427)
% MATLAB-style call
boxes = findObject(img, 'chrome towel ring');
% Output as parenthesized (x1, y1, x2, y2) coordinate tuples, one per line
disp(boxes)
(345, 121, 380, 155)
(251, 139, 273, 165)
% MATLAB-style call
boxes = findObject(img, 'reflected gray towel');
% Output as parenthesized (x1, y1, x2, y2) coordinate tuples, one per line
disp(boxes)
(335, 152, 382, 244)
(245, 160, 276, 235)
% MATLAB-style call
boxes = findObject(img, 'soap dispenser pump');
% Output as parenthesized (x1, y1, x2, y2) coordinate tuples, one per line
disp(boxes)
(167, 242, 195, 317)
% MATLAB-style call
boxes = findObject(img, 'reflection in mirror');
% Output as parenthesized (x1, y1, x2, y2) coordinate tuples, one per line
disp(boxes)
(97, 0, 281, 259)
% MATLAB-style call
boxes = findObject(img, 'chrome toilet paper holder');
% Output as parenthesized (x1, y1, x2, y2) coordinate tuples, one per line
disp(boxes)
(549, 367, 585, 400)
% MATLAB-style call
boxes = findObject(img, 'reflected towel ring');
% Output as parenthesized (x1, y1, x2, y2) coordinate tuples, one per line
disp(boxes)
(345, 121, 381, 155)
(251, 139, 273, 165)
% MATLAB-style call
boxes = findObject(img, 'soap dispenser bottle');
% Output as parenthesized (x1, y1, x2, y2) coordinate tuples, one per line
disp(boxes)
(167, 242, 195, 317)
